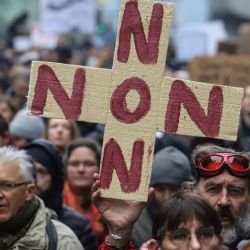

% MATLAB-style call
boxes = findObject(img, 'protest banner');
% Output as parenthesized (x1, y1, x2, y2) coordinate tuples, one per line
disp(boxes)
(238, 23, 250, 54)
(40, 0, 96, 34)
(189, 55, 250, 87)
(28, 0, 243, 201)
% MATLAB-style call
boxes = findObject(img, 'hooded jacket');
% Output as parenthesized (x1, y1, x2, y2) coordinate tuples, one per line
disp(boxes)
(25, 139, 97, 250)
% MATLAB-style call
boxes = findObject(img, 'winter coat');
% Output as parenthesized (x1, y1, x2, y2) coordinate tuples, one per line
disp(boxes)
(132, 207, 152, 248)
(61, 205, 97, 250)
(9, 198, 84, 250)
(64, 180, 106, 244)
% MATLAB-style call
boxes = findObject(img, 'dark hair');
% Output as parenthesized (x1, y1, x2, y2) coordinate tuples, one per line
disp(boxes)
(0, 114, 8, 136)
(189, 137, 226, 154)
(65, 138, 101, 167)
(152, 191, 222, 243)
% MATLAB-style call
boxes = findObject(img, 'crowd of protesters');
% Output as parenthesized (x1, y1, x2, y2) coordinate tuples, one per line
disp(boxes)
(1, 19, 250, 250)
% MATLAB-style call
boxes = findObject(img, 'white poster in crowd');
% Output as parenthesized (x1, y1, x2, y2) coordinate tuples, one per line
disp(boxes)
(40, 0, 97, 34)
(31, 23, 58, 50)
(173, 20, 227, 62)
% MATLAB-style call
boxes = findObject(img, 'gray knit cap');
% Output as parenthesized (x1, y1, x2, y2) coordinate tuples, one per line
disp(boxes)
(150, 146, 193, 187)
(10, 109, 45, 140)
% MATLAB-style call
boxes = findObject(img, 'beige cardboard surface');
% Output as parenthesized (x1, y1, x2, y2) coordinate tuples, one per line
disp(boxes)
(28, 61, 111, 124)
(158, 77, 243, 141)
(100, 0, 174, 201)
(189, 56, 250, 87)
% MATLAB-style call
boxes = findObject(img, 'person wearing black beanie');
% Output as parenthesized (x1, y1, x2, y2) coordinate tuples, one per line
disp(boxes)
(25, 139, 97, 250)
(25, 144, 63, 213)
(132, 146, 194, 249)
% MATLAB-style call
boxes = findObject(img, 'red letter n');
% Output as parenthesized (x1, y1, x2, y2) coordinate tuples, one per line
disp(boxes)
(165, 80, 224, 137)
(117, 0, 163, 64)
(100, 138, 144, 193)
(31, 65, 85, 120)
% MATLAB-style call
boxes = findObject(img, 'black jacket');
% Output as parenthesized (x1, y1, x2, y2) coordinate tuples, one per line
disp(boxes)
(25, 138, 98, 250)
(61, 205, 97, 250)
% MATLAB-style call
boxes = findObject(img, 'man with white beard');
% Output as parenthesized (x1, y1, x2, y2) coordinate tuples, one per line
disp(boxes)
(192, 145, 250, 249)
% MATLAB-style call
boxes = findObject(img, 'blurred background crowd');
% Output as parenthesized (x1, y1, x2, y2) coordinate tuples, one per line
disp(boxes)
(1, 0, 250, 248)
(1, 0, 250, 153)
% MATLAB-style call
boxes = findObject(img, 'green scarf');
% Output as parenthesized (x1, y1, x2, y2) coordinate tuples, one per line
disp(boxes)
(0, 197, 40, 249)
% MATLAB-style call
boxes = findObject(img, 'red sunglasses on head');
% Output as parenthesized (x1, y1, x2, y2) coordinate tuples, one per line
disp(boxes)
(196, 153, 250, 177)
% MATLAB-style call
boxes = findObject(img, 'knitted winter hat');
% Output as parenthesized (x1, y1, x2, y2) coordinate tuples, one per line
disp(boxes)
(10, 109, 45, 140)
(150, 146, 193, 187)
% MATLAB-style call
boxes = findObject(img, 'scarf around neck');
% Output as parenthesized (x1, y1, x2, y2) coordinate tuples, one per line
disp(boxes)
(0, 197, 40, 249)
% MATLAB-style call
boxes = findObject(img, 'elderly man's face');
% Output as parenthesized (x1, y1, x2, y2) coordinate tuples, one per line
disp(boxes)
(0, 162, 35, 223)
(198, 171, 250, 246)
(198, 171, 249, 227)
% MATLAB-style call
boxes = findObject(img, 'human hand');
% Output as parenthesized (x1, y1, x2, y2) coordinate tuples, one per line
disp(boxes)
(92, 173, 154, 246)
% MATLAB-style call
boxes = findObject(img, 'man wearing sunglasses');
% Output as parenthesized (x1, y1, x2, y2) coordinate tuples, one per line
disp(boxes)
(192, 144, 250, 249)
(0, 146, 83, 249)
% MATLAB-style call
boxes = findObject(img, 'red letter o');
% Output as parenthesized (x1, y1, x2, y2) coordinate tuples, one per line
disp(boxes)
(111, 77, 151, 124)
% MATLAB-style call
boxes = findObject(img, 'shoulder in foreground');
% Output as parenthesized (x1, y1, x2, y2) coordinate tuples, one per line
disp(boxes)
(52, 219, 84, 250)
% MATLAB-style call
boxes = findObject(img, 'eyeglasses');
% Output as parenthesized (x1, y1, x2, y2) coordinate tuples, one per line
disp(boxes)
(0, 181, 31, 192)
(196, 153, 250, 177)
(167, 227, 216, 247)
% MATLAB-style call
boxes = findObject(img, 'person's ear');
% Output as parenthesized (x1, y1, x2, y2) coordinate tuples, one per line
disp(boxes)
(25, 184, 37, 201)
(145, 239, 159, 250)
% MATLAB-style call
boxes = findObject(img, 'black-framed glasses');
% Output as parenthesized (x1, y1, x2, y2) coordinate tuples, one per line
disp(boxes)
(0, 181, 31, 191)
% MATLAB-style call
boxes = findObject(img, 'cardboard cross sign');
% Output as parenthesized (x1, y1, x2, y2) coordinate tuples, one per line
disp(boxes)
(28, 0, 243, 201)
